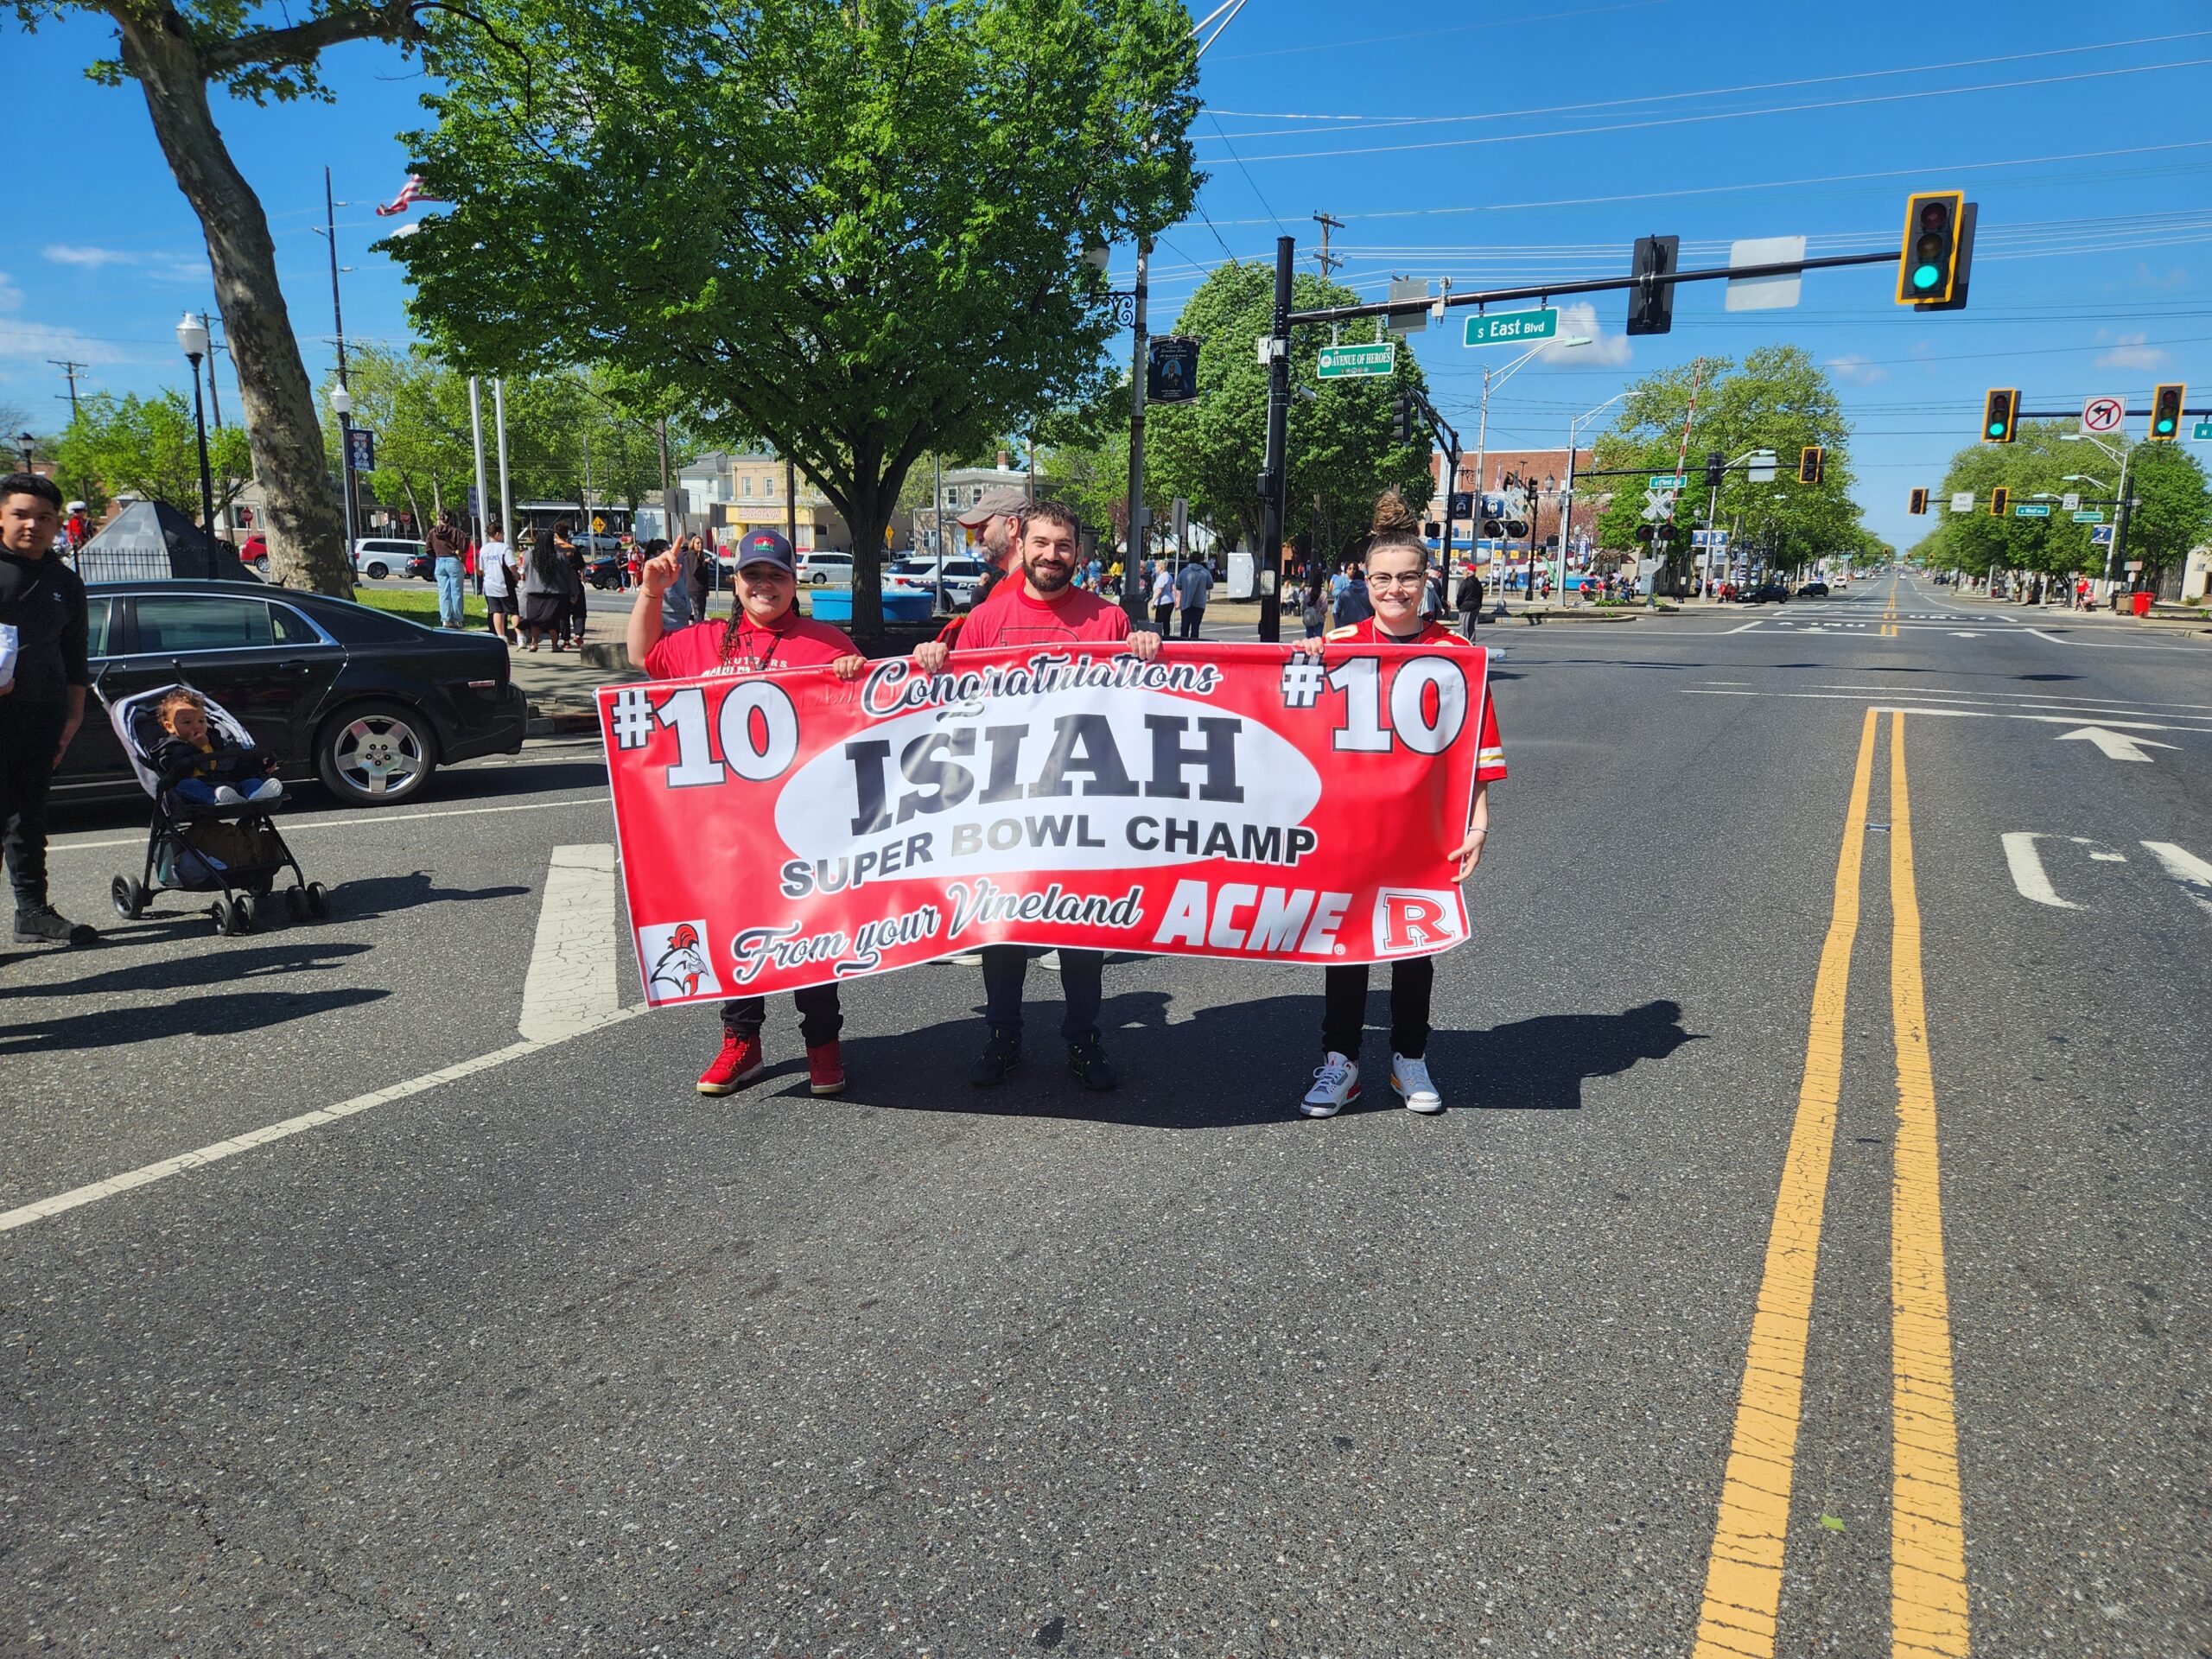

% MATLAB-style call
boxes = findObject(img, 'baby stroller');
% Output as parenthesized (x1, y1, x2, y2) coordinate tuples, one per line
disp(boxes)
(101, 681, 330, 937)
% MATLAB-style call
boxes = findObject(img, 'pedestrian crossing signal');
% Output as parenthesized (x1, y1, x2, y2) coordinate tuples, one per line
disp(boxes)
(1988, 485, 2010, 517)
(2148, 382, 2185, 441)
(1980, 388, 2019, 443)
(1909, 487, 1928, 515)
(1797, 446, 1824, 485)
(1897, 191, 1968, 308)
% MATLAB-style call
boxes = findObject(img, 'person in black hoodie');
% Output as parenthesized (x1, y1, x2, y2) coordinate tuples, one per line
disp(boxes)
(0, 472, 95, 945)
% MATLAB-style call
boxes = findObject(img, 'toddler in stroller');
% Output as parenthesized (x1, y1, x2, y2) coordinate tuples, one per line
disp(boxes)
(149, 688, 285, 807)
(104, 681, 327, 936)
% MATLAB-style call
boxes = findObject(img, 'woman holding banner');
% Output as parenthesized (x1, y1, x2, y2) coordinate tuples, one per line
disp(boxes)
(627, 529, 871, 1099)
(1291, 492, 1505, 1119)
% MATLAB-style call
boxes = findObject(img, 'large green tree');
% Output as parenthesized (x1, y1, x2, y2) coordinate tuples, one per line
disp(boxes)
(52, 391, 255, 526)
(1143, 263, 1434, 563)
(11, 0, 436, 593)
(1592, 346, 1863, 584)
(395, 0, 1199, 632)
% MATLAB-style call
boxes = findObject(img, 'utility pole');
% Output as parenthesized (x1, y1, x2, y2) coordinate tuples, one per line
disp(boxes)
(49, 359, 86, 423)
(1258, 235, 1294, 643)
(1312, 212, 1344, 277)
(1120, 235, 1152, 625)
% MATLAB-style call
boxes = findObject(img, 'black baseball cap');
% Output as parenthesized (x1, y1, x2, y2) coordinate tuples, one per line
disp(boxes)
(736, 529, 796, 574)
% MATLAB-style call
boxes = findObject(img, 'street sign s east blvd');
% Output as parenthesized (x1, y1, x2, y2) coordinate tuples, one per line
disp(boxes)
(1465, 308, 1560, 347)
(2013, 504, 2051, 518)
(1316, 341, 1396, 379)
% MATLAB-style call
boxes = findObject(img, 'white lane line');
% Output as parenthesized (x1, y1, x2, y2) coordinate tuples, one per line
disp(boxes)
(2003, 833, 2082, 911)
(50, 792, 612, 855)
(2141, 842, 2212, 917)
(518, 844, 621, 1042)
(1, 842, 640, 1236)
(1810, 686, 2212, 714)
(1724, 620, 1765, 633)
(2025, 627, 2210, 653)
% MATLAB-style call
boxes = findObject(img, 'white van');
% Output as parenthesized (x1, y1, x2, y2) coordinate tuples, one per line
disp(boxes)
(797, 550, 853, 588)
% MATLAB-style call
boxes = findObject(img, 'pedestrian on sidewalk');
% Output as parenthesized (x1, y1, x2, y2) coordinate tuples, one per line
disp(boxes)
(910, 501, 1162, 1093)
(682, 533, 715, 620)
(1300, 578, 1326, 639)
(1335, 561, 1373, 626)
(555, 521, 588, 647)
(429, 512, 468, 628)
(519, 528, 568, 652)
(1457, 569, 1484, 642)
(1149, 560, 1175, 633)
(479, 520, 518, 642)
(0, 472, 97, 947)
(628, 529, 871, 1099)
(1173, 554, 1212, 639)
(1288, 490, 1503, 1120)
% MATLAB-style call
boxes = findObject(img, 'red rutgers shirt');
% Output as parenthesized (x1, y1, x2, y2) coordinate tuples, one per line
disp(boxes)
(643, 611, 857, 680)
(1325, 617, 1506, 781)
(950, 580, 1133, 652)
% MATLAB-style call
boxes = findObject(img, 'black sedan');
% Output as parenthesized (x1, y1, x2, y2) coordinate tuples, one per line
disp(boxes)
(57, 581, 529, 808)
(1797, 580, 1829, 598)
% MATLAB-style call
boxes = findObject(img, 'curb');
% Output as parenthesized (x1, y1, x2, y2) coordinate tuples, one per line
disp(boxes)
(525, 711, 602, 739)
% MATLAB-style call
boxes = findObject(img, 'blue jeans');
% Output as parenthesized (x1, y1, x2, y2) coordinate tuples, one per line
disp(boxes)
(173, 776, 273, 805)
(435, 556, 466, 626)
(981, 945, 1103, 1043)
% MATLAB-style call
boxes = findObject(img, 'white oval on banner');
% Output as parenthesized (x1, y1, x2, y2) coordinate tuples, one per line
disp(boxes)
(773, 688, 1323, 878)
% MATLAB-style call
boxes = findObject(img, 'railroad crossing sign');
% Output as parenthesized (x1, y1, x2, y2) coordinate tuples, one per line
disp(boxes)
(1641, 486, 1678, 523)
(2081, 395, 2126, 435)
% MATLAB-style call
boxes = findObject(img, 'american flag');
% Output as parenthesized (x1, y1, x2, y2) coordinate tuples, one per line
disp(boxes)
(374, 175, 442, 217)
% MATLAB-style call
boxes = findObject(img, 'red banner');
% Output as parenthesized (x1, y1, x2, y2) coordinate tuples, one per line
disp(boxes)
(601, 642, 1488, 1006)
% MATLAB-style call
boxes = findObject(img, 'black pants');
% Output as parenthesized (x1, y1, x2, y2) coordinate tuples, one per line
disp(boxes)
(0, 700, 64, 911)
(1322, 957, 1434, 1060)
(720, 983, 842, 1048)
(1178, 606, 1204, 639)
(982, 944, 1103, 1043)
(1153, 602, 1173, 634)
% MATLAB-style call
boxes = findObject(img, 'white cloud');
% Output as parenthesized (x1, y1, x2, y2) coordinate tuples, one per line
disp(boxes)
(2094, 331, 2167, 371)
(42, 245, 207, 286)
(43, 245, 138, 268)
(1540, 301, 1629, 365)
(0, 270, 133, 364)
(1826, 353, 1887, 385)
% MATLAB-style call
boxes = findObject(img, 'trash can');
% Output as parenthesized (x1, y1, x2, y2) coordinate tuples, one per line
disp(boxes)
(2132, 590, 2153, 618)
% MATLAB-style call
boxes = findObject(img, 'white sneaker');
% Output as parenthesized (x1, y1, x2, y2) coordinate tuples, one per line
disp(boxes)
(1300, 1052, 1359, 1118)
(1036, 949, 1062, 970)
(211, 785, 245, 805)
(1391, 1052, 1444, 1114)
(245, 778, 284, 803)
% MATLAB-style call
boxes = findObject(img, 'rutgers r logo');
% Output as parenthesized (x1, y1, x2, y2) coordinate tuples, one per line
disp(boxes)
(1372, 888, 1465, 957)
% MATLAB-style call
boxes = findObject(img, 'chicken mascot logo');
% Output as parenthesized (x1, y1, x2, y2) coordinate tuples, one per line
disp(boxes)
(641, 919, 721, 1001)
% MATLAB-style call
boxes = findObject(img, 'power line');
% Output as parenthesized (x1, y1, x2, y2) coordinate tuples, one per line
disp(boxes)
(1205, 113, 1284, 233)
(48, 359, 87, 423)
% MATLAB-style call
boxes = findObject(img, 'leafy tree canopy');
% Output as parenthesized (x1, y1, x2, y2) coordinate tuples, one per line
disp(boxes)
(395, 0, 1200, 630)
(1143, 263, 1434, 563)
(51, 391, 254, 526)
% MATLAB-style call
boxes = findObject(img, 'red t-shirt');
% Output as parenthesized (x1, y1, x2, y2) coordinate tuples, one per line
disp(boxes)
(1325, 617, 1506, 781)
(644, 611, 857, 680)
(950, 580, 1133, 652)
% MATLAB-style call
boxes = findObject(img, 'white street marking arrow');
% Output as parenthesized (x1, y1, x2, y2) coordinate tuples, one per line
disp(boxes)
(2055, 726, 2177, 762)
(2141, 841, 2212, 917)
(2002, 833, 2081, 910)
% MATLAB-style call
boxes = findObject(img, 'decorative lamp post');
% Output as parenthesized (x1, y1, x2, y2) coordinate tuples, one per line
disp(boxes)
(330, 385, 359, 567)
(175, 312, 218, 537)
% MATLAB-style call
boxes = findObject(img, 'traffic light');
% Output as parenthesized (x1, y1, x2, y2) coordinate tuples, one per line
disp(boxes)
(1909, 487, 1928, 515)
(1980, 388, 2019, 443)
(1988, 485, 2010, 517)
(1390, 391, 1412, 444)
(2148, 382, 2185, 442)
(1626, 234, 1680, 336)
(1897, 191, 1966, 307)
(1798, 446, 1824, 485)
(1705, 450, 1725, 489)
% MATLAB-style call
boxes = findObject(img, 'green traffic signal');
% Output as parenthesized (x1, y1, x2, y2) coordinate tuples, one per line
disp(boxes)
(1986, 420, 2005, 437)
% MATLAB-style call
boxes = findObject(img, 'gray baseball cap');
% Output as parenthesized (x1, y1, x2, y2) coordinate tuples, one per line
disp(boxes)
(957, 486, 1029, 528)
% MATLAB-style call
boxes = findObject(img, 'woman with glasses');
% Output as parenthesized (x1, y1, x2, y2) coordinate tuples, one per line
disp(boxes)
(1288, 490, 1505, 1119)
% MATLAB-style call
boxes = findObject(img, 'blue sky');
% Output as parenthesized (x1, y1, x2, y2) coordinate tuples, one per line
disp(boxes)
(8, 0, 2209, 549)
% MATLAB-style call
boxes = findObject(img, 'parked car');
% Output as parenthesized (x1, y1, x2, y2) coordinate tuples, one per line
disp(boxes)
(1797, 580, 1829, 598)
(887, 556, 988, 610)
(352, 537, 431, 581)
(585, 551, 626, 590)
(57, 581, 528, 809)
(1751, 580, 1792, 603)
(798, 550, 854, 588)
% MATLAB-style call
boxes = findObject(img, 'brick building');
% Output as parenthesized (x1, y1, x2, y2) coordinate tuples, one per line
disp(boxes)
(1431, 446, 1601, 560)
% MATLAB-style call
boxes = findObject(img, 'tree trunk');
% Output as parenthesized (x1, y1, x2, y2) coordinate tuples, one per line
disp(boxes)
(115, 8, 353, 596)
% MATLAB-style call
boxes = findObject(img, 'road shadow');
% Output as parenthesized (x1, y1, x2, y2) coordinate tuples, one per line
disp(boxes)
(0, 988, 389, 1055)
(1430, 999, 1703, 1111)
(5, 941, 372, 999)
(330, 872, 531, 920)
(836, 988, 1701, 1128)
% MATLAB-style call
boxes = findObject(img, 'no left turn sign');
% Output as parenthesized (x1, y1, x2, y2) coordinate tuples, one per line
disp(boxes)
(2082, 395, 2126, 435)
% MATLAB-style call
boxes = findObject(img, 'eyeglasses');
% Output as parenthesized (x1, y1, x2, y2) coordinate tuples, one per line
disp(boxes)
(1366, 571, 1427, 590)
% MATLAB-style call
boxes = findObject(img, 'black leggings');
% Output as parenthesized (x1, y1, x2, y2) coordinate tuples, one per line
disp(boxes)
(1322, 957, 1433, 1060)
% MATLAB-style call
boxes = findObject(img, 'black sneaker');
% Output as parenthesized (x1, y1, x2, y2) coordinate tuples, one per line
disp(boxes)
(14, 906, 96, 946)
(969, 1028, 1021, 1087)
(1065, 1034, 1118, 1091)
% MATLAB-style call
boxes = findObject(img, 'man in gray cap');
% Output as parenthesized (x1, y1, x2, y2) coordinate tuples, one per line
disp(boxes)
(956, 486, 1029, 610)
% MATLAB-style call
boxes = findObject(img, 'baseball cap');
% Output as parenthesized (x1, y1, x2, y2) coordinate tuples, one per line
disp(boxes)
(735, 528, 795, 574)
(956, 486, 1029, 528)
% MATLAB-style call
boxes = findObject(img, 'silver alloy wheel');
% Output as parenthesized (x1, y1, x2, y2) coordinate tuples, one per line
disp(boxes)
(330, 710, 428, 798)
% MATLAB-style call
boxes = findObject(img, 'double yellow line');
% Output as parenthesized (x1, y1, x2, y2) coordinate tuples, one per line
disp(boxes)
(1882, 586, 1900, 637)
(1691, 710, 1968, 1659)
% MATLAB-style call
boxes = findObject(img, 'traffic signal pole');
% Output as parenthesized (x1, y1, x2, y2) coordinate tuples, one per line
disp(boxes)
(1257, 235, 1293, 643)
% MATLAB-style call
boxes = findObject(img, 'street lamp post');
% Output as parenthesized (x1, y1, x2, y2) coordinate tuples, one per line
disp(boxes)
(175, 312, 217, 539)
(331, 385, 359, 568)
(1464, 334, 1589, 601)
(2061, 432, 2134, 598)
(13, 431, 32, 472)
(1555, 391, 1627, 601)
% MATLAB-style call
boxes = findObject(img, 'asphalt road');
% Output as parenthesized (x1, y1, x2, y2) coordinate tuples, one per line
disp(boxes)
(4, 576, 2206, 1657)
